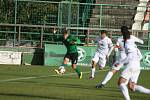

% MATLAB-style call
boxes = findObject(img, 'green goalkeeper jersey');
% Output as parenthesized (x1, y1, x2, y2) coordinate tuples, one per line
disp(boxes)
(54, 34, 81, 53)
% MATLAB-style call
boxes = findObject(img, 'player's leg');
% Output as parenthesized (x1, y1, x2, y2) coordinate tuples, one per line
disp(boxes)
(89, 60, 97, 79)
(55, 53, 69, 74)
(71, 53, 82, 79)
(98, 57, 107, 70)
(118, 77, 130, 100)
(118, 66, 132, 100)
(132, 84, 150, 94)
(101, 63, 123, 85)
(96, 54, 124, 88)
(96, 69, 117, 88)
(62, 53, 70, 67)
(59, 58, 69, 69)
(96, 56, 108, 88)
(72, 64, 82, 79)
(128, 70, 150, 94)
(90, 52, 99, 79)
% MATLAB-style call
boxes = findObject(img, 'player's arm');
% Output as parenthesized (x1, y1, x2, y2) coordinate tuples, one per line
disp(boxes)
(115, 48, 130, 67)
(132, 35, 144, 44)
(116, 53, 129, 66)
(52, 28, 63, 42)
(69, 35, 81, 45)
(107, 39, 114, 58)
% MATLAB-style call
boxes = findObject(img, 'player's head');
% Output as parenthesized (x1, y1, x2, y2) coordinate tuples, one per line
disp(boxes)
(62, 28, 69, 39)
(100, 30, 107, 39)
(62, 28, 68, 35)
(121, 26, 130, 47)
(121, 26, 128, 35)
(121, 26, 130, 40)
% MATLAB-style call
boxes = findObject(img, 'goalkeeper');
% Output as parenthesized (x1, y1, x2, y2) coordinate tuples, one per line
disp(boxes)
(52, 28, 82, 79)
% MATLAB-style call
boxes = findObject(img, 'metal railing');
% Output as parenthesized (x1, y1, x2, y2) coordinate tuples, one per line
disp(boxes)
(0, 0, 150, 49)
(0, 23, 150, 50)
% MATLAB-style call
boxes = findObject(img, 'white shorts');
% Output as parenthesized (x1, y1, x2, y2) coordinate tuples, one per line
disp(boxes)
(121, 60, 141, 83)
(92, 51, 107, 68)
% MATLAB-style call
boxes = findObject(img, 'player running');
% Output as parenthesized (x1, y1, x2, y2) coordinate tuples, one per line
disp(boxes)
(116, 28, 150, 100)
(53, 28, 82, 79)
(95, 26, 144, 88)
(96, 26, 126, 88)
(89, 30, 113, 79)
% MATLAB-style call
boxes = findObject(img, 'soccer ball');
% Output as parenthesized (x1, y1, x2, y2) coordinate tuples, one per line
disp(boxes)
(59, 66, 66, 74)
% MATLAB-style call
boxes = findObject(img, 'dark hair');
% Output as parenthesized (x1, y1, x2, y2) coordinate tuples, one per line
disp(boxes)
(121, 26, 128, 34)
(121, 26, 130, 47)
(101, 30, 107, 34)
(62, 28, 68, 34)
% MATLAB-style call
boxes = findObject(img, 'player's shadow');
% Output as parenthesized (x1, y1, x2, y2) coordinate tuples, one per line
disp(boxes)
(31, 48, 44, 65)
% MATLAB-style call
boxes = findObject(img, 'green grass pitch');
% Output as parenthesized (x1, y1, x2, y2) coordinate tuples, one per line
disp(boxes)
(0, 65, 149, 100)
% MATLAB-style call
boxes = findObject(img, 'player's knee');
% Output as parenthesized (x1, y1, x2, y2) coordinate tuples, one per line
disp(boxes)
(64, 58, 69, 64)
(111, 70, 117, 74)
(128, 82, 135, 91)
(92, 61, 97, 68)
(72, 64, 76, 69)
(118, 77, 127, 86)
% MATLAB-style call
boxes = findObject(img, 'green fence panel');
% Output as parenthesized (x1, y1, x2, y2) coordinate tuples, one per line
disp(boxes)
(44, 44, 96, 66)
(45, 44, 150, 70)
(141, 50, 150, 69)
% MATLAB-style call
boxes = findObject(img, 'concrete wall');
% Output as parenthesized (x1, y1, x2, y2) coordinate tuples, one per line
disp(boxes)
(0, 47, 44, 65)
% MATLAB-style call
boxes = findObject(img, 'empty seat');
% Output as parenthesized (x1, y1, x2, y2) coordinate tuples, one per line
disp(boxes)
(142, 23, 149, 30)
(132, 22, 142, 30)
(134, 12, 145, 22)
(137, 3, 147, 12)
(139, 0, 149, 3)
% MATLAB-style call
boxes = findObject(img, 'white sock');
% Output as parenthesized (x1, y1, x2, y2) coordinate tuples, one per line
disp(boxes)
(91, 68, 95, 78)
(101, 71, 113, 85)
(134, 85, 150, 94)
(120, 83, 131, 100)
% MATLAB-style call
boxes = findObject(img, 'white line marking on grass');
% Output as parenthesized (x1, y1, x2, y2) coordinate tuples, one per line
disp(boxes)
(0, 69, 110, 83)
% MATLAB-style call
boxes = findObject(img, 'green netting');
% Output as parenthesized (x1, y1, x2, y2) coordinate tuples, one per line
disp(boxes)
(0, 0, 149, 49)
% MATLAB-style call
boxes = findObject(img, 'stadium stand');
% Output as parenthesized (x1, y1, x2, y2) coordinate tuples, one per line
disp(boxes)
(134, 12, 145, 22)
(132, 22, 142, 30)
(137, 3, 147, 12)
(139, 0, 149, 3)
(132, 0, 150, 30)
(89, 0, 139, 29)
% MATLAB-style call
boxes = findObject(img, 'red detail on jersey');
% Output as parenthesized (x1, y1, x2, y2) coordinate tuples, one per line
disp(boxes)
(115, 45, 121, 48)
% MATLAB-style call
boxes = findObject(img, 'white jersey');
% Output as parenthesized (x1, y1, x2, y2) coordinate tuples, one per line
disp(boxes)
(116, 36, 125, 52)
(115, 36, 126, 61)
(120, 35, 143, 83)
(120, 35, 143, 69)
(112, 36, 126, 70)
(125, 35, 143, 53)
(95, 36, 113, 55)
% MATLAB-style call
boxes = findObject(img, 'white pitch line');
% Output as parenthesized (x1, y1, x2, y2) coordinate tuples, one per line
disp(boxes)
(0, 69, 110, 83)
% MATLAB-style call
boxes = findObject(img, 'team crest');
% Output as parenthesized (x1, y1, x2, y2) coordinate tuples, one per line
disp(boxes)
(143, 52, 150, 67)
(77, 47, 86, 62)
